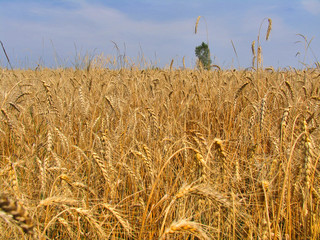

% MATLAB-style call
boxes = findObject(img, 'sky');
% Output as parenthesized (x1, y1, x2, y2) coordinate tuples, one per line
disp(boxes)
(0, 0, 319, 69)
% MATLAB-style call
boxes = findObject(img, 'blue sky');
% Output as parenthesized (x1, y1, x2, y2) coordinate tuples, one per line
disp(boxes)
(0, 0, 319, 69)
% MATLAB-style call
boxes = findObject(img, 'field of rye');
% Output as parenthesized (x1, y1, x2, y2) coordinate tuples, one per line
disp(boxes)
(0, 65, 320, 239)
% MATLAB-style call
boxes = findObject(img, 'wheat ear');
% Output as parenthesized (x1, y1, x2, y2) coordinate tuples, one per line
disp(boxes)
(132, 150, 154, 178)
(182, 56, 186, 69)
(194, 150, 207, 181)
(251, 40, 256, 56)
(235, 81, 250, 102)
(195, 16, 201, 34)
(280, 107, 290, 143)
(213, 138, 226, 159)
(101, 203, 133, 237)
(0, 193, 34, 236)
(160, 219, 210, 240)
(42, 81, 59, 117)
(259, 95, 266, 131)
(251, 41, 256, 67)
(92, 152, 111, 186)
(266, 18, 272, 40)
(284, 80, 295, 101)
(257, 46, 262, 67)
(1, 108, 15, 132)
(8, 162, 20, 198)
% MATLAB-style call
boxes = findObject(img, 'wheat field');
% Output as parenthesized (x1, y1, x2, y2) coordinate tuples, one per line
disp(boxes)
(0, 65, 320, 239)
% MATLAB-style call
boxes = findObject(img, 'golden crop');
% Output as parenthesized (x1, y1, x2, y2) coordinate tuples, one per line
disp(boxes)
(0, 66, 319, 239)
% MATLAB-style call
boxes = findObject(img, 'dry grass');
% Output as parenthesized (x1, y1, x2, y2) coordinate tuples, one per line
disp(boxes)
(0, 65, 320, 239)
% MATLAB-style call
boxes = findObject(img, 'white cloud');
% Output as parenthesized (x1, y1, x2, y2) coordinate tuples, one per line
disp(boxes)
(0, 1, 200, 67)
(301, 0, 320, 15)
(1, 0, 319, 68)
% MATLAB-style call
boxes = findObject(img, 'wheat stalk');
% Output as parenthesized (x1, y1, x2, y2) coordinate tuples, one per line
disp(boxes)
(159, 183, 194, 235)
(261, 180, 271, 240)
(303, 118, 312, 191)
(57, 217, 74, 238)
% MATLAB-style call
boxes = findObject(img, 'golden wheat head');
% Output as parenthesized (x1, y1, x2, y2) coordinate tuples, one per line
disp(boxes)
(160, 219, 210, 240)
(266, 18, 272, 40)
(251, 40, 256, 56)
(0, 193, 34, 236)
(195, 16, 201, 34)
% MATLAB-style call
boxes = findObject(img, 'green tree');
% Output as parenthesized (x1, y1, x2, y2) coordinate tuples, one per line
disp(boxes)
(195, 42, 212, 70)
